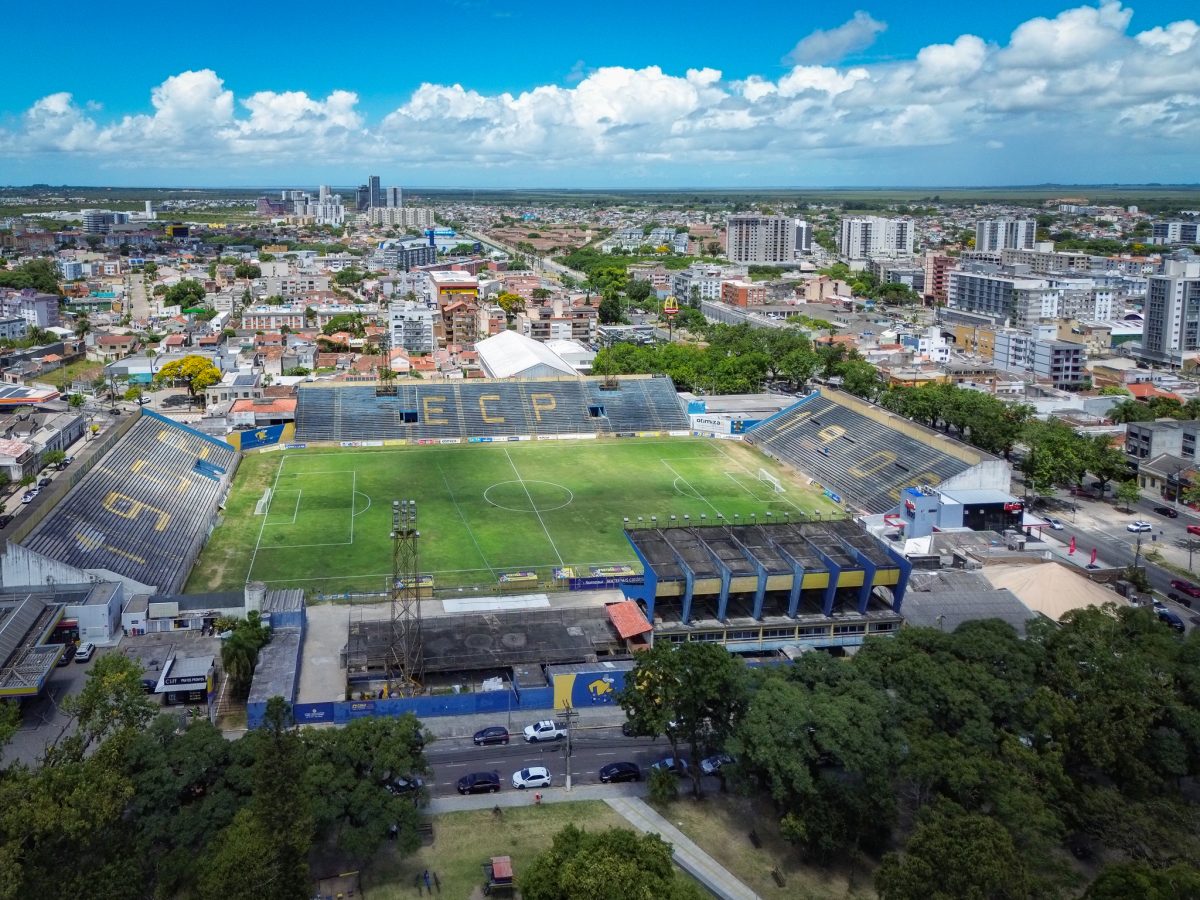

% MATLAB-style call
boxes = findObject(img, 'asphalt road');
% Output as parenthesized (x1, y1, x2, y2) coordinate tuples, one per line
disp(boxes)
(424, 725, 706, 796)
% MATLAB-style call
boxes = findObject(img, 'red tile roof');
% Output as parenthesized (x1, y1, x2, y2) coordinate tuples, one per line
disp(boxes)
(606, 601, 652, 639)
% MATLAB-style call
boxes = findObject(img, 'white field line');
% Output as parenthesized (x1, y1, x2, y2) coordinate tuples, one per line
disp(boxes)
(504, 448, 564, 566)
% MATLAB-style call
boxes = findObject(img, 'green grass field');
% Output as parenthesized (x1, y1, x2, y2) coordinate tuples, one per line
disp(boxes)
(188, 437, 838, 594)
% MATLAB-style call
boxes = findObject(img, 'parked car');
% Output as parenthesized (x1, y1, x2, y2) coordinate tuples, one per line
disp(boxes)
(21, 490, 38, 504)
(599, 761, 641, 784)
(74, 642, 96, 663)
(523, 720, 567, 743)
(37, 477, 51, 488)
(621, 720, 641, 737)
(650, 756, 690, 776)
(1169, 579, 1200, 600)
(0, 515, 13, 529)
(1157, 609, 1185, 633)
(56, 644, 73, 666)
(699, 753, 734, 776)
(473, 726, 510, 746)
(1188, 525, 1200, 537)
(1153, 505, 1179, 518)
(456, 771, 500, 795)
(386, 775, 425, 797)
(1127, 521, 1152, 533)
(511, 766, 552, 790)
(1167, 593, 1194, 609)
(1044, 518, 1064, 531)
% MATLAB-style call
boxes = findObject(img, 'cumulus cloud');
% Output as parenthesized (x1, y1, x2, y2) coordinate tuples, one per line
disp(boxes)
(1, 4, 1198, 181)
(786, 12, 887, 65)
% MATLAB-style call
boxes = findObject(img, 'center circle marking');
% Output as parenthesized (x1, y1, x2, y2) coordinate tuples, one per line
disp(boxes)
(483, 480, 575, 513)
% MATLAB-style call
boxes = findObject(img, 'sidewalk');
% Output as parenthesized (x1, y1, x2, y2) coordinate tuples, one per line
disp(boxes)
(428, 784, 760, 900)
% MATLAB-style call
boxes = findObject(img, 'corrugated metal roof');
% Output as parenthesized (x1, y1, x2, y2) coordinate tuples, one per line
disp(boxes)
(606, 601, 652, 639)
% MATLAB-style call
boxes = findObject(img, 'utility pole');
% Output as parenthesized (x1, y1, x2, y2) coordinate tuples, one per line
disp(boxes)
(556, 703, 579, 791)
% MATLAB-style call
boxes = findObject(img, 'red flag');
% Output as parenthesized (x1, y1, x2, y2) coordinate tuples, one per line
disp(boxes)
(1068, 536, 1076, 554)
(1090, 548, 1097, 565)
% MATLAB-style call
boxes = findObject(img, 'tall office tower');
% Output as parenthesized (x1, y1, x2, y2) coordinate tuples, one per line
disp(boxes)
(368, 175, 382, 209)
(1143, 253, 1200, 363)
(975, 219, 1036, 253)
(386, 187, 403, 208)
(318, 184, 331, 203)
(355, 185, 370, 211)
(725, 214, 797, 264)
(838, 217, 915, 259)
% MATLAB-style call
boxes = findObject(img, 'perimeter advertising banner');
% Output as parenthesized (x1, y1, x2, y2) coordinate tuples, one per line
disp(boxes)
(232, 423, 296, 452)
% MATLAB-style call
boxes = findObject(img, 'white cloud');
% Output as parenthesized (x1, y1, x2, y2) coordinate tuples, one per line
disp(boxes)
(1, 4, 1198, 183)
(786, 12, 888, 65)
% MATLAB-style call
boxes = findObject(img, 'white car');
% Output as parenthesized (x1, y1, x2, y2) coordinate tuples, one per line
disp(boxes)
(699, 753, 734, 775)
(523, 720, 567, 743)
(511, 766, 552, 790)
(1045, 518, 1064, 531)
(1127, 521, 1153, 533)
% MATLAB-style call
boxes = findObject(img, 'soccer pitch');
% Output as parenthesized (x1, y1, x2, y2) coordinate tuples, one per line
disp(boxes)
(187, 437, 840, 594)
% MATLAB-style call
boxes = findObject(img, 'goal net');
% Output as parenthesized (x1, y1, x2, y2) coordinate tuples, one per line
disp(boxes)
(758, 468, 785, 495)
(254, 488, 273, 516)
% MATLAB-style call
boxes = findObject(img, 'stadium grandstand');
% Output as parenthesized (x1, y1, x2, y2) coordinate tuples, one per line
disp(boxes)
(746, 387, 1009, 514)
(16, 412, 237, 594)
(294, 375, 689, 442)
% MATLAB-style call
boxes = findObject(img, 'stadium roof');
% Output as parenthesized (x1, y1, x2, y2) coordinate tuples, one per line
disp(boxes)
(475, 331, 577, 379)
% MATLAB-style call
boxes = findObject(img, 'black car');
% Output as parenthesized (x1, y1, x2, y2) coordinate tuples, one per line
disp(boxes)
(473, 726, 510, 746)
(599, 761, 641, 784)
(1158, 609, 1186, 633)
(1153, 505, 1179, 518)
(621, 721, 640, 737)
(0, 515, 13, 529)
(457, 771, 501, 795)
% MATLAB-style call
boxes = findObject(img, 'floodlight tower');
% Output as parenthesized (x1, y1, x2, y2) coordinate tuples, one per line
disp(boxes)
(388, 499, 424, 695)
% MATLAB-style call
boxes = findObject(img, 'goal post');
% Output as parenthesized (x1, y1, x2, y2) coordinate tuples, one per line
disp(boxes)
(254, 488, 273, 516)
(757, 468, 785, 495)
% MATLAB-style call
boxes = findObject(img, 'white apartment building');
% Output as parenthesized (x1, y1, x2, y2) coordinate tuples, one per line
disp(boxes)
(670, 263, 746, 302)
(389, 301, 437, 354)
(1151, 221, 1200, 245)
(948, 268, 1061, 329)
(1142, 254, 1200, 364)
(975, 219, 1036, 253)
(838, 217, 914, 259)
(364, 207, 435, 229)
(726, 215, 796, 264)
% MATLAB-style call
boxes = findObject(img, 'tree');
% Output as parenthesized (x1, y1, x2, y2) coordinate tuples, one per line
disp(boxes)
(0, 259, 60, 293)
(233, 262, 261, 280)
(1107, 398, 1155, 423)
(124, 385, 144, 403)
(1085, 862, 1200, 899)
(496, 291, 526, 317)
(59, 654, 157, 757)
(303, 716, 429, 860)
(838, 358, 881, 400)
(1115, 479, 1141, 511)
(625, 279, 653, 304)
(155, 354, 222, 402)
(1089, 436, 1131, 496)
(73, 315, 91, 339)
(619, 641, 747, 799)
(598, 294, 624, 325)
(68, 392, 85, 410)
(163, 279, 207, 308)
(43, 449, 65, 467)
(220, 611, 271, 699)
(875, 802, 1029, 900)
(522, 825, 703, 900)
(531, 287, 552, 301)
(1098, 385, 1131, 396)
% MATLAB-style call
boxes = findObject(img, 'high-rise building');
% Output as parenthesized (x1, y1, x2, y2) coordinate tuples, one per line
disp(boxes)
(794, 220, 812, 254)
(1143, 253, 1200, 363)
(368, 175, 382, 209)
(725, 214, 796, 264)
(386, 187, 403, 208)
(838, 217, 914, 259)
(975, 219, 1036, 253)
(355, 185, 370, 212)
(1151, 221, 1200, 245)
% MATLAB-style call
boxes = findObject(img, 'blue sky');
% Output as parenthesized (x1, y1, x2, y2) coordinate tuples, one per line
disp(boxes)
(1, 0, 1197, 187)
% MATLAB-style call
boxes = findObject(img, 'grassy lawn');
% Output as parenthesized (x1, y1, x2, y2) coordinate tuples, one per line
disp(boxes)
(360, 801, 627, 899)
(188, 436, 840, 594)
(655, 792, 877, 900)
(32, 357, 105, 388)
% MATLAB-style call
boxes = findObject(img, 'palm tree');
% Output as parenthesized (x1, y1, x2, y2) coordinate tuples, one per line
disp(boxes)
(73, 316, 91, 340)
(221, 634, 259, 699)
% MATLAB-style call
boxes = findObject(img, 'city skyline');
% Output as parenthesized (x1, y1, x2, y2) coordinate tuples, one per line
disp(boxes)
(1, 1, 1196, 187)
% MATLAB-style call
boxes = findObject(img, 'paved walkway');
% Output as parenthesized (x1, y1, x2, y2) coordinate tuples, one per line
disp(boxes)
(607, 796, 759, 900)
(428, 784, 760, 900)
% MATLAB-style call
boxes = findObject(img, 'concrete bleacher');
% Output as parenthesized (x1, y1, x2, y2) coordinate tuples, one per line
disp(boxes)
(21, 412, 236, 593)
(746, 388, 992, 513)
(294, 375, 689, 442)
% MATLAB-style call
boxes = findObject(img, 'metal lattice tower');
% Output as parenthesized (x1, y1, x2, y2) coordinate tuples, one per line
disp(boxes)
(387, 499, 424, 695)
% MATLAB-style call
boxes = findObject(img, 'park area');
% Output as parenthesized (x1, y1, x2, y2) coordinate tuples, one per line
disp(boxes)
(188, 437, 839, 594)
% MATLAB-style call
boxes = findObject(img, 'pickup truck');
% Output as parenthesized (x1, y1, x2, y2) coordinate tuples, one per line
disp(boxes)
(523, 720, 567, 743)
